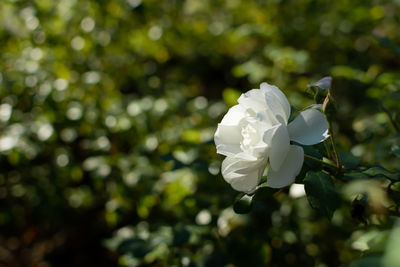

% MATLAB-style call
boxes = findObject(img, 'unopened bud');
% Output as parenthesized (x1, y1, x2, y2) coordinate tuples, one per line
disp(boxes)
(307, 76, 333, 104)
(314, 76, 332, 90)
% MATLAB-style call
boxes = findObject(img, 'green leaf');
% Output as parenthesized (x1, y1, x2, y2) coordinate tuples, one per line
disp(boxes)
(339, 151, 361, 170)
(303, 146, 323, 159)
(344, 166, 399, 181)
(344, 172, 370, 180)
(363, 166, 399, 180)
(295, 164, 311, 183)
(233, 193, 253, 214)
(252, 183, 279, 202)
(304, 171, 341, 219)
(349, 256, 383, 267)
(301, 145, 323, 170)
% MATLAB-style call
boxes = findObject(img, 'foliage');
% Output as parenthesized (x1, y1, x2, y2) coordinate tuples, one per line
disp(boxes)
(0, 0, 399, 266)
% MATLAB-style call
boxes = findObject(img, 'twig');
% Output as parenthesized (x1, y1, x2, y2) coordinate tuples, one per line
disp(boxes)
(304, 154, 339, 171)
(328, 121, 340, 169)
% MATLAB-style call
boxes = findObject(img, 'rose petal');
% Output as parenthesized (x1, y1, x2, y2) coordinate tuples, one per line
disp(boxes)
(263, 124, 290, 171)
(222, 157, 266, 193)
(255, 110, 275, 128)
(222, 157, 265, 175)
(214, 106, 245, 157)
(287, 109, 329, 145)
(260, 82, 291, 124)
(214, 124, 242, 145)
(234, 151, 259, 161)
(267, 145, 304, 188)
(220, 104, 247, 126)
(217, 146, 261, 161)
(216, 144, 242, 157)
(238, 89, 267, 113)
(248, 142, 269, 159)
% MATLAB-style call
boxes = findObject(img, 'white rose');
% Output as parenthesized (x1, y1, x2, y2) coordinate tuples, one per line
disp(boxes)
(214, 82, 329, 193)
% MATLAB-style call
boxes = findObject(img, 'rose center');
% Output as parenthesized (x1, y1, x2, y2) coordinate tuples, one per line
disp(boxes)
(240, 123, 259, 151)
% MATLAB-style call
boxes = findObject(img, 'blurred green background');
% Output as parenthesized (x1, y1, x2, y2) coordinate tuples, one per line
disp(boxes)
(0, 0, 400, 266)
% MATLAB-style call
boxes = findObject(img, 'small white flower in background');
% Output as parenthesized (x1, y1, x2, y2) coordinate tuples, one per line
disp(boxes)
(214, 82, 329, 193)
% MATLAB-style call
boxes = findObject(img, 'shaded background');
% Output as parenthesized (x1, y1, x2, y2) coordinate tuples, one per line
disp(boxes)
(0, 0, 400, 266)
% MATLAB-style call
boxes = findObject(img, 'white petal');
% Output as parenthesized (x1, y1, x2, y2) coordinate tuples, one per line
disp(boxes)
(216, 137, 264, 161)
(307, 104, 323, 111)
(267, 145, 304, 188)
(237, 89, 267, 113)
(220, 104, 247, 126)
(221, 157, 266, 193)
(263, 124, 290, 171)
(214, 124, 242, 145)
(248, 142, 269, 159)
(222, 157, 264, 175)
(255, 111, 275, 128)
(216, 144, 242, 157)
(287, 109, 329, 145)
(214, 105, 245, 157)
(260, 82, 291, 124)
(216, 146, 259, 161)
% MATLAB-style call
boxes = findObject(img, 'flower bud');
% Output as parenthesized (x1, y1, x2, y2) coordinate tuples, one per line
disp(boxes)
(314, 76, 332, 90)
(307, 76, 332, 104)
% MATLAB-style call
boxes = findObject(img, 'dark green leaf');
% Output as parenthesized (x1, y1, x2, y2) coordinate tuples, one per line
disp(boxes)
(233, 193, 253, 214)
(252, 183, 278, 201)
(303, 146, 323, 159)
(349, 256, 383, 267)
(295, 164, 311, 183)
(250, 184, 280, 213)
(339, 151, 361, 169)
(301, 146, 324, 170)
(363, 166, 399, 180)
(344, 165, 399, 181)
(344, 172, 370, 180)
(304, 171, 341, 219)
